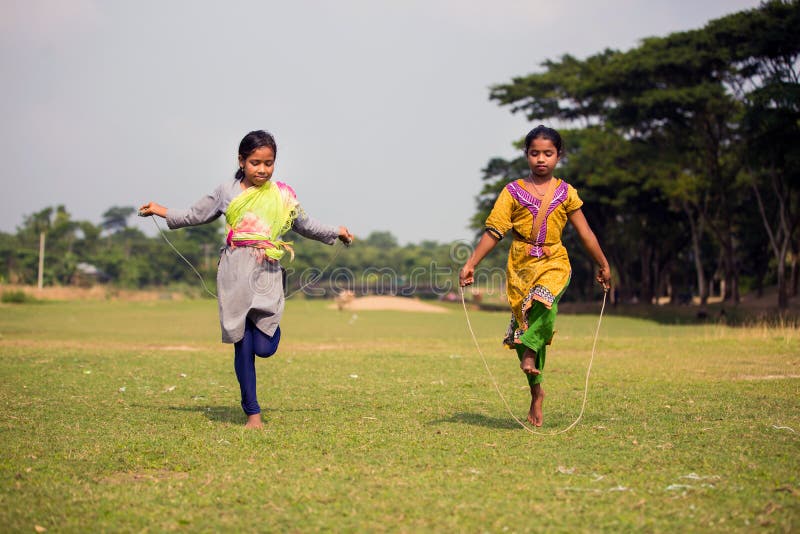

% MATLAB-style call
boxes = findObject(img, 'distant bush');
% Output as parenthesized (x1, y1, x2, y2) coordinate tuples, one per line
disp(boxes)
(1, 290, 37, 304)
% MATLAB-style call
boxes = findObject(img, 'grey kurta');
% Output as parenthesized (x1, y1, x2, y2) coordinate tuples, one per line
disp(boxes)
(166, 179, 339, 343)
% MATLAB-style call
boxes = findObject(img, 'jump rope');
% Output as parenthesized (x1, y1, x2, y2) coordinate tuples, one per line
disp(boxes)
(458, 285, 608, 435)
(148, 213, 607, 434)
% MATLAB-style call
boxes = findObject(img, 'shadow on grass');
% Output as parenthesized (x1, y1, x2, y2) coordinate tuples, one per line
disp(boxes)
(169, 405, 323, 424)
(428, 412, 520, 430)
(560, 301, 800, 326)
(168, 405, 242, 424)
(480, 299, 800, 326)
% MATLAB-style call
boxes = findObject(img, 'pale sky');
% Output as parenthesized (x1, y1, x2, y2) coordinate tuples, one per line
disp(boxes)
(0, 0, 761, 244)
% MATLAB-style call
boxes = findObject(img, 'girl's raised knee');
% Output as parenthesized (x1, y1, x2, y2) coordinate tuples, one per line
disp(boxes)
(255, 347, 278, 358)
(253, 326, 280, 357)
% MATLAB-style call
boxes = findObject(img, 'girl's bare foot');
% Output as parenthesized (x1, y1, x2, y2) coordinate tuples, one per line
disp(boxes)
(245, 413, 264, 429)
(527, 392, 537, 425)
(530, 384, 545, 427)
(520, 348, 540, 376)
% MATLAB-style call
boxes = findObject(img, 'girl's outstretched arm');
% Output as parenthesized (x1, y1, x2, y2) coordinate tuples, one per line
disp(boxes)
(568, 209, 611, 289)
(142, 184, 225, 229)
(460, 231, 500, 287)
(291, 211, 351, 245)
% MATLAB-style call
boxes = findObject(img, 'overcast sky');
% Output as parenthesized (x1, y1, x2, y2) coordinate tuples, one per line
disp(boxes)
(0, 0, 761, 244)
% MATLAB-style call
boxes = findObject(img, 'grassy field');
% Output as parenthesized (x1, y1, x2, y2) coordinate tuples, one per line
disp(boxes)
(0, 298, 798, 532)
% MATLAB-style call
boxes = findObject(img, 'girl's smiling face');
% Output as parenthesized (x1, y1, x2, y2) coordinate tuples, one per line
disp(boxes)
(239, 146, 275, 187)
(526, 137, 560, 179)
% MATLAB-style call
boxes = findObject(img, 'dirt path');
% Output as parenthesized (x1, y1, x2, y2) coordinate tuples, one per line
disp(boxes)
(328, 295, 449, 313)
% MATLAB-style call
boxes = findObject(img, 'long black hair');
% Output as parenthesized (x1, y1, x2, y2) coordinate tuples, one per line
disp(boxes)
(235, 130, 278, 180)
(524, 125, 563, 156)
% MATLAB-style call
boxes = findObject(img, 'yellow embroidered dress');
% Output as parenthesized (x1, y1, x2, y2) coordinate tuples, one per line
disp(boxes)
(484, 178, 583, 383)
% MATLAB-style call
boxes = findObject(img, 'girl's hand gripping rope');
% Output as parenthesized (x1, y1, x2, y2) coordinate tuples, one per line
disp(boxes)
(338, 226, 354, 247)
(459, 264, 475, 287)
(458, 232, 499, 288)
(138, 202, 167, 218)
(596, 264, 611, 292)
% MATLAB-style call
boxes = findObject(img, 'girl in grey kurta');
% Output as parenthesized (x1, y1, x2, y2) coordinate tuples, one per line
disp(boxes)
(140, 130, 353, 429)
(164, 177, 341, 343)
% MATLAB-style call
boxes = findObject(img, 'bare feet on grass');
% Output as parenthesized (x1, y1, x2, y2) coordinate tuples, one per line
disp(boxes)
(245, 413, 264, 429)
(520, 348, 540, 376)
(527, 384, 545, 427)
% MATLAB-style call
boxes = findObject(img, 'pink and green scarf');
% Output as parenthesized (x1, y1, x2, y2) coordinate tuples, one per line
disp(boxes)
(225, 181, 300, 261)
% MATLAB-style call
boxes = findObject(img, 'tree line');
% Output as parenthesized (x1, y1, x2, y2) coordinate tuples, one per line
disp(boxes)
(473, 0, 799, 309)
(0, 205, 462, 298)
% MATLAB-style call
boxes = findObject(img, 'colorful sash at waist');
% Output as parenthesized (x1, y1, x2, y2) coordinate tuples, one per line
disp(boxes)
(224, 180, 300, 262)
(226, 230, 294, 261)
(513, 229, 555, 258)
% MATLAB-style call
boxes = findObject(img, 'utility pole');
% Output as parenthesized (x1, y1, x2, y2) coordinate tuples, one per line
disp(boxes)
(37, 231, 45, 289)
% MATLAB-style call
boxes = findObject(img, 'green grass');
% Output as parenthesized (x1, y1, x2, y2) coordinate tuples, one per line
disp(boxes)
(0, 299, 798, 532)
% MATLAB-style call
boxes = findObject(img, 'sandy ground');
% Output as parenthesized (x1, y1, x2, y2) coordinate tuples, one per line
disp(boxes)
(327, 295, 449, 313)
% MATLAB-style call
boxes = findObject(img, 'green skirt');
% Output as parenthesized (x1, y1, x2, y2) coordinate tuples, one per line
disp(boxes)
(513, 283, 567, 386)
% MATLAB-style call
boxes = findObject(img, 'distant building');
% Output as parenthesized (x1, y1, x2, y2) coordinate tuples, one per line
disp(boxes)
(71, 262, 108, 287)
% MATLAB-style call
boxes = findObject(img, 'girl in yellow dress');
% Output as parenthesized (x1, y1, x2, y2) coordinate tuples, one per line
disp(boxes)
(460, 125, 611, 427)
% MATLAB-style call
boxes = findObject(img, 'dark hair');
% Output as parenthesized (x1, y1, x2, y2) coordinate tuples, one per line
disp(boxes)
(524, 125, 563, 156)
(235, 130, 278, 180)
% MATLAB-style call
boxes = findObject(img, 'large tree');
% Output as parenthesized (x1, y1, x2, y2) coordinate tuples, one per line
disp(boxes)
(101, 206, 137, 234)
(708, 0, 800, 308)
(480, 1, 800, 308)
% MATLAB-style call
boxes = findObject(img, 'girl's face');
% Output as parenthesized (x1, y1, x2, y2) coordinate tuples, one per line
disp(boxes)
(526, 137, 560, 179)
(239, 146, 275, 188)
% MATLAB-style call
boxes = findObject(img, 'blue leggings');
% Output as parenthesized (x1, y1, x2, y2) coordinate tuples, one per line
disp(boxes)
(234, 318, 281, 415)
